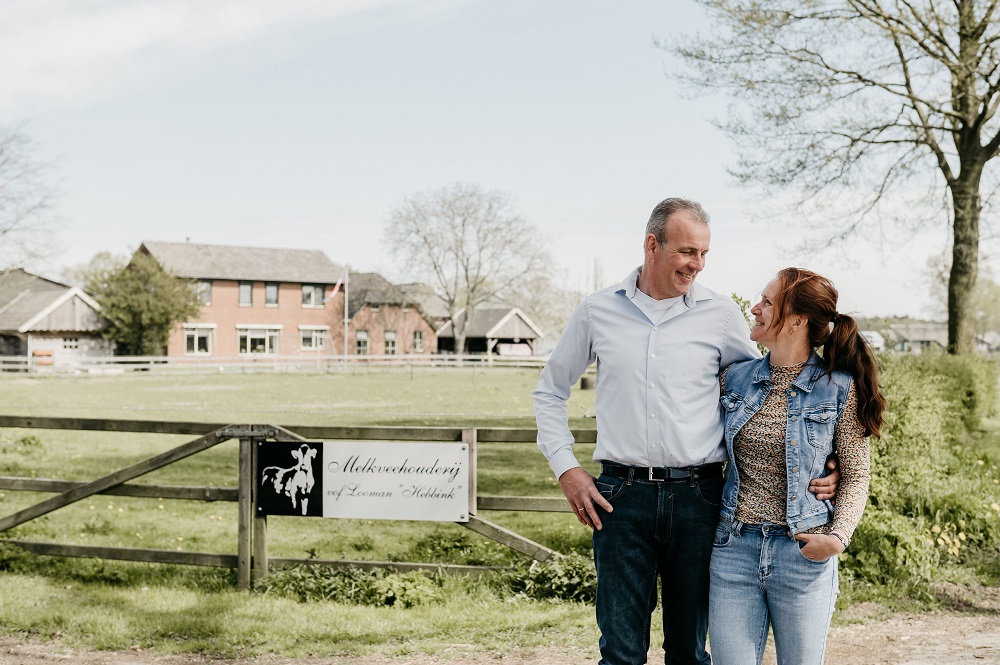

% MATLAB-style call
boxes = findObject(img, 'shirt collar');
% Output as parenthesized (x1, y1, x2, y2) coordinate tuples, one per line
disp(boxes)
(616, 266, 716, 308)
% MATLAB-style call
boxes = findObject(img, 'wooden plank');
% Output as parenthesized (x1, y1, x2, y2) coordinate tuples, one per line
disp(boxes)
(475, 428, 597, 444)
(251, 435, 270, 587)
(269, 557, 499, 576)
(477, 496, 571, 512)
(0, 428, 228, 534)
(463, 428, 477, 516)
(288, 426, 464, 441)
(3, 540, 237, 567)
(461, 515, 556, 562)
(0, 415, 598, 444)
(0, 477, 238, 502)
(237, 437, 252, 590)
(0, 415, 219, 435)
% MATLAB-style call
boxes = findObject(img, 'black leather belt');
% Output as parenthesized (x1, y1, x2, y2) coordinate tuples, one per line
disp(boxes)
(600, 461, 724, 482)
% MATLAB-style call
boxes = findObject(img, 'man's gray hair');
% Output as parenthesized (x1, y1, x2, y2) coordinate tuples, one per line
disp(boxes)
(645, 198, 710, 247)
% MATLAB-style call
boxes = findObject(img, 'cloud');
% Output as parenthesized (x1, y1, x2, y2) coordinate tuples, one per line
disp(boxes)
(0, 0, 470, 114)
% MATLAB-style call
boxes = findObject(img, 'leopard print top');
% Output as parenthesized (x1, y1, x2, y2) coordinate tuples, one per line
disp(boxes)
(721, 361, 870, 541)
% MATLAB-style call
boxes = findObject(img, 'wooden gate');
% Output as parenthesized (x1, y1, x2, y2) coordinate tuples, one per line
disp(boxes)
(0, 416, 589, 588)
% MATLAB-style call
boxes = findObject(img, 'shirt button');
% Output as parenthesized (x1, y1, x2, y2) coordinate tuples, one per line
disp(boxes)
(791, 416, 798, 421)
(654, 326, 659, 331)
(791, 440, 798, 446)
(789, 391, 797, 397)
(650, 382, 655, 388)
(651, 353, 656, 358)
(650, 413, 655, 418)
(792, 467, 799, 473)
(790, 496, 797, 501)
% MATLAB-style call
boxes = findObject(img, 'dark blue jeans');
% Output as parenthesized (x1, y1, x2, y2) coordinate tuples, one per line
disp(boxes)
(593, 470, 723, 665)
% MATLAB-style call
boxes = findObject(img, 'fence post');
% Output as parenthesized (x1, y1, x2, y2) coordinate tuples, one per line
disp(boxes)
(463, 428, 477, 516)
(237, 436, 252, 590)
(253, 440, 268, 586)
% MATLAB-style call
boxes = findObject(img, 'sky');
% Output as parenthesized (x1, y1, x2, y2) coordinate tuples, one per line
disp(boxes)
(1, 0, 967, 319)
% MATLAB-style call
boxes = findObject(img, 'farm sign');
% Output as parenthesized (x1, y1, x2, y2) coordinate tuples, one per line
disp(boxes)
(255, 441, 471, 522)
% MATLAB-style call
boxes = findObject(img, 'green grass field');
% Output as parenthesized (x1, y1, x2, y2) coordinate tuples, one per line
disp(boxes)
(0, 368, 613, 657)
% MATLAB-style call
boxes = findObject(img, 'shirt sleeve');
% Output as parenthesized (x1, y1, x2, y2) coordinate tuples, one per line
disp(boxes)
(532, 297, 595, 479)
(828, 383, 871, 542)
(720, 299, 761, 367)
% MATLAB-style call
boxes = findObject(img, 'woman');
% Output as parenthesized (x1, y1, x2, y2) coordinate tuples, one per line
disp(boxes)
(709, 267, 886, 665)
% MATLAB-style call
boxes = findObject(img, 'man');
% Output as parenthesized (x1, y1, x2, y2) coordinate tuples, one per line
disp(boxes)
(533, 198, 837, 665)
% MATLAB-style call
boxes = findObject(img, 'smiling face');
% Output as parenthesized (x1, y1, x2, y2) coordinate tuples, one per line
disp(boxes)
(640, 211, 710, 299)
(750, 278, 781, 348)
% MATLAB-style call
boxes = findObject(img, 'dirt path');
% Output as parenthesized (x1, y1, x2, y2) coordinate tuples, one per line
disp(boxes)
(2, 610, 998, 665)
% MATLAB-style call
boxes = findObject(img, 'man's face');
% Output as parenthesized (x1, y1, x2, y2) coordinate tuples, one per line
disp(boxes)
(645, 211, 711, 299)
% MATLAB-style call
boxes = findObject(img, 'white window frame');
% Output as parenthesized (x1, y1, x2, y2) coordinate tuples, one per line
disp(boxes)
(384, 330, 397, 355)
(299, 325, 329, 350)
(356, 330, 369, 356)
(239, 281, 253, 307)
(302, 284, 325, 308)
(63, 337, 80, 350)
(237, 324, 282, 355)
(265, 282, 279, 307)
(413, 330, 423, 353)
(184, 324, 216, 356)
(197, 280, 212, 305)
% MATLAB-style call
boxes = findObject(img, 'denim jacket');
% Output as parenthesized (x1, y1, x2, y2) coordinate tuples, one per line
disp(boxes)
(719, 352, 853, 535)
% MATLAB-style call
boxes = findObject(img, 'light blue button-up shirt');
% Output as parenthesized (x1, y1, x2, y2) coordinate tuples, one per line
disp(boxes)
(533, 267, 760, 478)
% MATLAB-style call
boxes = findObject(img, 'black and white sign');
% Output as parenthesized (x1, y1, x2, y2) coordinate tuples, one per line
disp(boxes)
(256, 441, 470, 522)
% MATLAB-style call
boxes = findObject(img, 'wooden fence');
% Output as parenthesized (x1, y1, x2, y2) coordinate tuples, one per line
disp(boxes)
(0, 416, 596, 588)
(0, 353, 554, 375)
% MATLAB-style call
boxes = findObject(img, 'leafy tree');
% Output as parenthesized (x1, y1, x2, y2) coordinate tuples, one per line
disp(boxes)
(82, 252, 202, 356)
(926, 253, 1000, 338)
(385, 183, 551, 354)
(674, 0, 1000, 354)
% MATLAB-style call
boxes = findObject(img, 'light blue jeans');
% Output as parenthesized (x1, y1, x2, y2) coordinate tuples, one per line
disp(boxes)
(708, 521, 838, 665)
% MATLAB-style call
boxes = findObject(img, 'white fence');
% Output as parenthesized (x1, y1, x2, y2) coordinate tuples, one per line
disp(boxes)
(0, 353, 552, 375)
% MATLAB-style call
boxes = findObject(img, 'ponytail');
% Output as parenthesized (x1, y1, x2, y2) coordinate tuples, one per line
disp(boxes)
(821, 313, 886, 438)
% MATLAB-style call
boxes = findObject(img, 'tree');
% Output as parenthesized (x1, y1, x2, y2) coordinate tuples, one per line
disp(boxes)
(673, 1, 1000, 353)
(385, 183, 551, 354)
(926, 252, 1000, 337)
(81, 252, 202, 356)
(0, 127, 59, 269)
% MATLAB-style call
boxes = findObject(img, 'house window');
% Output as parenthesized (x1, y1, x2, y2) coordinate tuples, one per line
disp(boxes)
(370, 303, 380, 312)
(197, 280, 212, 305)
(300, 326, 328, 349)
(413, 330, 423, 352)
(63, 337, 79, 350)
(238, 327, 280, 354)
(302, 284, 325, 307)
(265, 282, 279, 306)
(384, 330, 397, 355)
(184, 327, 213, 355)
(356, 330, 369, 355)
(239, 282, 253, 306)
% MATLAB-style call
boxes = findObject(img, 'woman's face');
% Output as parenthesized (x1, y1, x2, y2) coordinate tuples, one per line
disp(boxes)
(749, 278, 781, 348)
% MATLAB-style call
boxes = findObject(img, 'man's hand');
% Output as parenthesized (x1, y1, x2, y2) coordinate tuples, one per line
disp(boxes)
(559, 467, 613, 530)
(808, 456, 840, 502)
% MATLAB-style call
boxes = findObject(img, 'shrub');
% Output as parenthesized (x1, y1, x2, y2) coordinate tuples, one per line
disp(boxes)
(263, 565, 443, 607)
(838, 354, 1000, 599)
(505, 551, 597, 603)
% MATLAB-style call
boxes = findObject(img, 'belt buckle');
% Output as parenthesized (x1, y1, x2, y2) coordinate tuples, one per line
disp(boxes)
(648, 467, 665, 482)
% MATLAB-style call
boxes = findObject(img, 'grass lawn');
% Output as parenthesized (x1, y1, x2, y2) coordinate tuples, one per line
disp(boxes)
(0, 368, 612, 657)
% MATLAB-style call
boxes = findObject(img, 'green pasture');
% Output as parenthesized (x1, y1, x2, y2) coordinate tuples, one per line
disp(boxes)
(0, 360, 997, 658)
(0, 368, 612, 657)
(0, 368, 601, 560)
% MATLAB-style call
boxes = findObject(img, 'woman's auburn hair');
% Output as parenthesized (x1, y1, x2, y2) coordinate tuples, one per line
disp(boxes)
(771, 267, 886, 438)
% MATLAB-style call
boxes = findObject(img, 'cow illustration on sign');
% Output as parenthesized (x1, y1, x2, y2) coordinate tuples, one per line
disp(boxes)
(261, 444, 317, 515)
